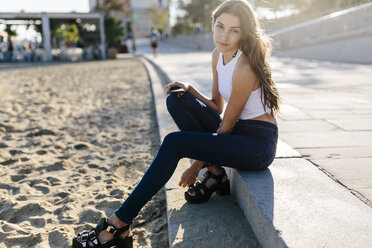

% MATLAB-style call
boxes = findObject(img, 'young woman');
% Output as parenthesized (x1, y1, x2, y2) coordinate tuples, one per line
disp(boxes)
(73, 0, 280, 247)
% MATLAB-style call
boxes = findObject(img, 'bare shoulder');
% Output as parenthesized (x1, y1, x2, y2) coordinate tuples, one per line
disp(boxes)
(233, 54, 258, 87)
(235, 53, 253, 74)
(212, 48, 219, 67)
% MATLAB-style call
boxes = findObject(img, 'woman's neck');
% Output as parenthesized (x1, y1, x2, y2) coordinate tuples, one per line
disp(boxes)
(222, 49, 239, 65)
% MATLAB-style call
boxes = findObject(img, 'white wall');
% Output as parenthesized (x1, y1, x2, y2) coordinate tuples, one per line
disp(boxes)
(132, 0, 161, 9)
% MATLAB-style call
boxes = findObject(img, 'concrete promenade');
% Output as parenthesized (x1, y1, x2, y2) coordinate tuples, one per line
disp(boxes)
(136, 38, 372, 247)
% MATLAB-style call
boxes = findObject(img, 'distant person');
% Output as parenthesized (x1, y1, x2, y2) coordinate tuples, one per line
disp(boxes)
(7, 38, 14, 62)
(72, 1, 280, 247)
(149, 27, 160, 57)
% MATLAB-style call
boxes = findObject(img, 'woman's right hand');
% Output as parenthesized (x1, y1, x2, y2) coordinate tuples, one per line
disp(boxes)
(164, 81, 190, 94)
(179, 166, 199, 188)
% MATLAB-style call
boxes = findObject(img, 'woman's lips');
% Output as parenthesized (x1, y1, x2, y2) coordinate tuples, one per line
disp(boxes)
(218, 41, 229, 46)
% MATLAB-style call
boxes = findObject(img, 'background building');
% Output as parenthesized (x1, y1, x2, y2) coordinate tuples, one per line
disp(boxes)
(89, 0, 169, 38)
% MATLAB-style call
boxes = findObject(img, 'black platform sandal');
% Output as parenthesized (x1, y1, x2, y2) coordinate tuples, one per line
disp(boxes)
(72, 217, 132, 248)
(185, 168, 230, 204)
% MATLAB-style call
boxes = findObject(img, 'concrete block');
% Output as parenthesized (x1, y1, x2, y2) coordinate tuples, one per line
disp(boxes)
(277, 119, 336, 133)
(280, 130, 372, 148)
(227, 158, 372, 248)
(326, 117, 372, 131)
(296, 147, 372, 159)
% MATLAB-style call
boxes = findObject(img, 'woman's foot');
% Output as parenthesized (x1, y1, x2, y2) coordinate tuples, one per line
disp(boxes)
(74, 214, 130, 247)
(91, 214, 130, 245)
(185, 166, 230, 203)
(187, 166, 227, 196)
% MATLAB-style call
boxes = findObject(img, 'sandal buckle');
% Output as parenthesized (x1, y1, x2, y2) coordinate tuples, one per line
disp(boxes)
(105, 225, 117, 235)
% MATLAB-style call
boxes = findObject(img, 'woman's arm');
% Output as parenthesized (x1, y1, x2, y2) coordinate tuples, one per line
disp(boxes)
(217, 58, 259, 134)
(164, 48, 224, 114)
(187, 49, 224, 113)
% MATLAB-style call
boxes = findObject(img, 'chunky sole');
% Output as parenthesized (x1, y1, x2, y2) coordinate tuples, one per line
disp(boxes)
(72, 235, 133, 248)
(116, 235, 133, 248)
(185, 179, 230, 204)
(216, 180, 231, 196)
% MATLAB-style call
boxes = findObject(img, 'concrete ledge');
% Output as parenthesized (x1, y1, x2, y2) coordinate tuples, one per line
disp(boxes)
(228, 157, 372, 247)
(140, 56, 372, 248)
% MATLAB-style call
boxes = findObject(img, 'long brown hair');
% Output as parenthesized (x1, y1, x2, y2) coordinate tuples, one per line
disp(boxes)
(212, 0, 280, 115)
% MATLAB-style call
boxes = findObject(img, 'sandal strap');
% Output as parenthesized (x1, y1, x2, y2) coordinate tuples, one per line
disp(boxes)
(202, 169, 226, 183)
(94, 218, 130, 239)
(188, 169, 227, 196)
(80, 232, 89, 248)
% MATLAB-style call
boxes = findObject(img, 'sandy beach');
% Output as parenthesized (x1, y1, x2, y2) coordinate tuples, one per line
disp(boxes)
(0, 58, 168, 247)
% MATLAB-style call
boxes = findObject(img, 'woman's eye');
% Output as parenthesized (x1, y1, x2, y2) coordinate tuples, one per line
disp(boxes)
(217, 24, 223, 29)
(231, 29, 239, 33)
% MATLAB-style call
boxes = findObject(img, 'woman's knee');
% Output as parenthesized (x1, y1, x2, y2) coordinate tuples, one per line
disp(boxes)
(166, 94, 181, 114)
(163, 131, 181, 146)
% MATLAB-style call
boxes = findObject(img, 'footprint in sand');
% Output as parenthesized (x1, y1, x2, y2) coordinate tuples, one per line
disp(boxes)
(55, 191, 69, 199)
(54, 205, 75, 223)
(36, 150, 47, 155)
(109, 189, 124, 198)
(26, 129, 56, 137)
(3, 233, 42, 247)
(10, 175, 27, 182)
(74, 144, 88, 150)
(47, 176, 61, 186)
(78, 209, 103, 223)
(112, 144, 122, 152)
(9, 150, 23, 156)
(0, 142, 8, 148)
(36, 161, 65, 172)
(95, 200, 122, 216)
(0, 159, 18, 165)
(3, 203, 49, 227)
(18, 164, 34, 174)
(34, 185, 50, 194)
(48, 230, 70, 247)
(0, 123, 15, 133)
(0, 182, 20, 194)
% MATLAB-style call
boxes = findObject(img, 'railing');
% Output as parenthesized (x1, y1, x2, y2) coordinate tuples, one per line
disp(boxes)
(268, 2, 372, 50)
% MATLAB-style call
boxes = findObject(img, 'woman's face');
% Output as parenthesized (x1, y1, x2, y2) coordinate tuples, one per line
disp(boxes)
(213, 12, 243, 53)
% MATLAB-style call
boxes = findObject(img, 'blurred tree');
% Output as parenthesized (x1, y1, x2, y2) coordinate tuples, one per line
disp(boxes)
(4, 24, 17, 37)
(95, 0, 131, 15)
(148, 3, 170, 31)
(171, 16, 193, 34)
(178, 0, 223, 32)
(94, 0, 128, 49)
(104, 15, 124, 47)
(56, 23, 80, 46)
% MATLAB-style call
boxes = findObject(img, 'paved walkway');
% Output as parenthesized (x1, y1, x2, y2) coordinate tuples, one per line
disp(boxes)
(136, 38, 372, 206)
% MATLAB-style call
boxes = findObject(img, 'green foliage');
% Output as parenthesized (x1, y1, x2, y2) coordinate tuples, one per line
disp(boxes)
(178, 0, 223, 32)
(95, 0, 128, 48)
(148, 3, 170, 30)
(95, 0, 131, 15)
(171, 18, 193, 34)
(56, 23, 80, 43)
(4, 25, 17, 37)
(104, 14, 124, 47)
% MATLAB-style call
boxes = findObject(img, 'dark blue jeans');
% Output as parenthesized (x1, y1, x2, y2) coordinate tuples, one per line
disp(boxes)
(115, 93, 278, 224)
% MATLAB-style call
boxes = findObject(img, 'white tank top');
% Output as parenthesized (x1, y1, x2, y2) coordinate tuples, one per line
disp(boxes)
(217, 49, 271, 120)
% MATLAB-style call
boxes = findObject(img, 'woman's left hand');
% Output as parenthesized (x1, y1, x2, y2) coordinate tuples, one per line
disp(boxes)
(179, 166, 199, 188)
